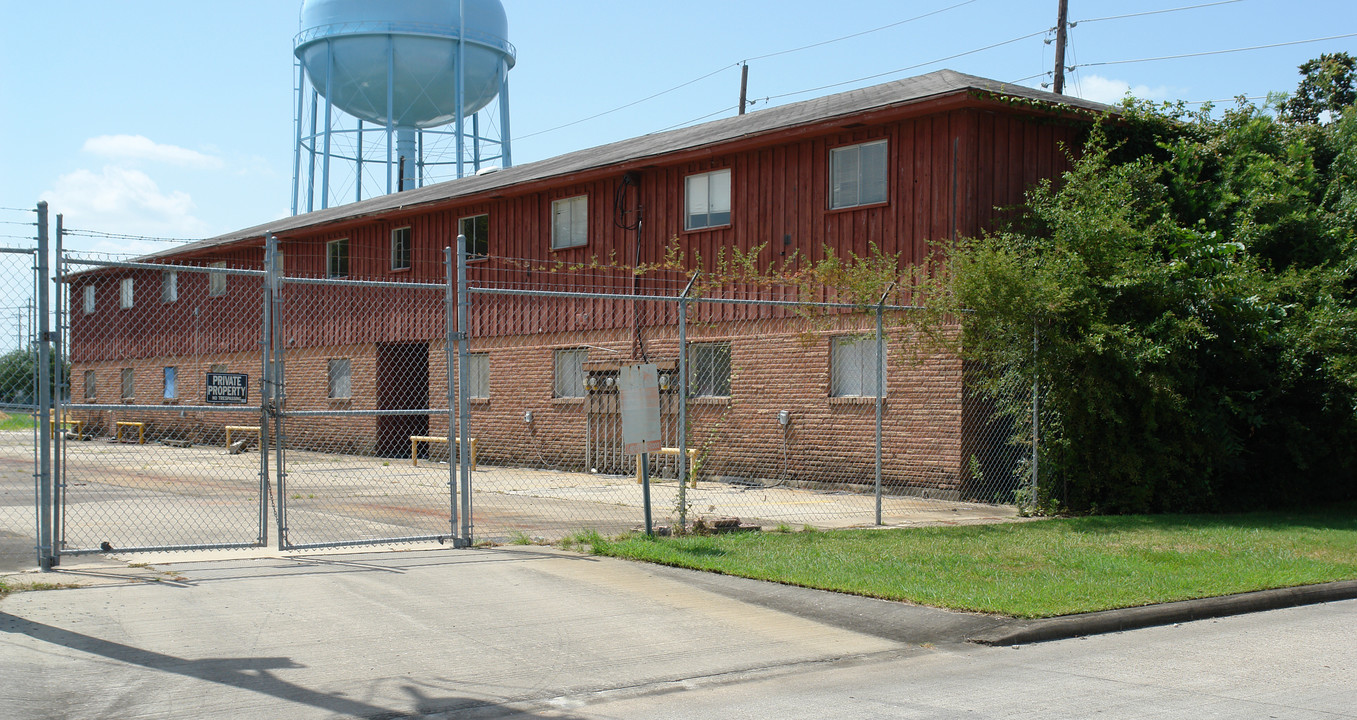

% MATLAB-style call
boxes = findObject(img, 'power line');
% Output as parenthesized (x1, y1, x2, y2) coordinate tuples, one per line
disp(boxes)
(1074, 0, 1243, 25)
(1076, 32, 1357, 70)
(757, 28, 1050, 104)
(656, 105, 741, 133)
(743, 0, 978, 63)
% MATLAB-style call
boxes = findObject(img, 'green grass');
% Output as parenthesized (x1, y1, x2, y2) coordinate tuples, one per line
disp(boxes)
(565, 506, 1357, 618)
(0, 413, 37, 431)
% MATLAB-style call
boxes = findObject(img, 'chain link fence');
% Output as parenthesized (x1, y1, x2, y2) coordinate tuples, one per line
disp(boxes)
(0, 246, 41, 562)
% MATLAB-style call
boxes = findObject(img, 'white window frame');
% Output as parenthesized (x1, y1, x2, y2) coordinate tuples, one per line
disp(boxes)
(390, 227, 411, 271)
(831, 335, 886, 397)
(553, 348, 588, 398)
(466, 352, 490, 399)
(83, 370, 96, 400)
(120, 367, 134, 400)
(829, 139, 889, 209)
(161, 271, 178, 303)
(119, 278, 134, 309)
(209, 261, 227, 297)
(327, 238, 350, 278)
(550, 195, 588, 250)
(685, 169, 733, 231)
(688, 342, 732, 397)
(83, 285, 95, 315)
(327, 358, 352, 400)
(459, 214, 489, 258)
(163, 366, 178, 400)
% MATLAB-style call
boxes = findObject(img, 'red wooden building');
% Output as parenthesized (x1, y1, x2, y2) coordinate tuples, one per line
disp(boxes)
(68, 69, 1106, 497)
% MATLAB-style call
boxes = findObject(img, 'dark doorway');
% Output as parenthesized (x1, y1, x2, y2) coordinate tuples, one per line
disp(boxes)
(376, 342, 429, 458)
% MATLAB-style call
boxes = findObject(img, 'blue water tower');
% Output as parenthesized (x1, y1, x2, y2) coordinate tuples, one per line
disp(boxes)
(292, 0, 516, 214)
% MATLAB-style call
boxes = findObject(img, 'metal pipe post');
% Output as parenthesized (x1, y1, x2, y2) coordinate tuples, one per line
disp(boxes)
(443, 247, 459, 540)
(260, 235, 277, 547)
(52, 214, 65, 562)
(36, 202, 52, 570)
(677, 272, 699, 533)
(457, 233, 472, 544)
(270, 235, 289, 548)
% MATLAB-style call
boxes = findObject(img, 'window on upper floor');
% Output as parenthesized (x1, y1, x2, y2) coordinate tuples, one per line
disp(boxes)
(209, 262, 228, 297)
(551, 196, 588, 250)
(459, 214, 489, 259)
(327, 238, 350, 278)
(685, 169, 732, 231)
(830, 335, 886, 397)
(391, 227, 411, 271)
(830, 139, 888, 209)
(161, 271, 178, 303)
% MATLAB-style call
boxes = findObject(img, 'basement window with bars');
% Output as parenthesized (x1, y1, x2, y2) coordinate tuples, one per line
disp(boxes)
(119, 278, 135, 309)
(328, 358, 352, 400)
(209, 262, 227, 297)
(685, 169, 732, 231)
(829, 139, 888, 209)
(830, 335, 886, 397)
(391, 227, 411, 271)
(327, 238, 350, 278)
(161, 271, 178, 303)
(465, 353, 489, 399)
(551, 196, 588, 250)
(553, 348, 587, 398)
(459, 214, 489, 258)
(688, 342, 732, 397)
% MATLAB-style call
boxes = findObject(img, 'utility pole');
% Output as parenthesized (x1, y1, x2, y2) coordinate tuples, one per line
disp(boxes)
(738, 63, 749, 115)
(1052, 0, 1069, 95)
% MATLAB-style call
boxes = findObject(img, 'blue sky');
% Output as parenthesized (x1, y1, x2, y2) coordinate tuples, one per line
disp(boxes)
(1, 0, 1353, 256)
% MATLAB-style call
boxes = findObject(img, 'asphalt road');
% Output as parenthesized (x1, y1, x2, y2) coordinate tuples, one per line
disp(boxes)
(1, 547, 1353, 719)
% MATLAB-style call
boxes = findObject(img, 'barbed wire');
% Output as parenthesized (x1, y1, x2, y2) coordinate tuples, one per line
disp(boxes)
(62, 228, 202, 245)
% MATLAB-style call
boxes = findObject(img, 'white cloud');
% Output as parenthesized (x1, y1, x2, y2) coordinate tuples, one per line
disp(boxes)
(82, 134, 223, 170)
(1072, 74, 1179, 105)
(40, 166, 209, 239)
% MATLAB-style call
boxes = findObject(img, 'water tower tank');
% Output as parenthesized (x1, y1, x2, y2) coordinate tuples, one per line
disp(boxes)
(291, 0, 516, 214)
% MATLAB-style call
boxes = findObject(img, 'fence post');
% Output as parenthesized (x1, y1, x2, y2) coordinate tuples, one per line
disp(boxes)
(677, 273, 699, 533)
(874, 286, 894, 526)
(52, 213, 65, 564)
(457, 233, 472, 545)
(443, 246, 459, 544)
(266, 233, 288, 549)
(260, 235, 276, 548)
(1031, 321, 1040, 506)
(36, 202, 53, 570)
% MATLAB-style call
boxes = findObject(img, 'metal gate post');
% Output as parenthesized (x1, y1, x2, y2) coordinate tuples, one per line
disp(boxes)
(260, 235, 277, 547)
(35, 202, 53, 570)
(443, 247, 460, 544)
(456, 233, 472, 544)
(266, 234, 288, 549)
(52, 213, 66, 564)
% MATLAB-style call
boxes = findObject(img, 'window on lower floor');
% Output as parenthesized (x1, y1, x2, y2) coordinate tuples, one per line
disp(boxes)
(327, 238, 350, 278)
(688, 342, 732, 397)
(83, 370, 96, 399)
(831, 335, 886, 397)
(120, 368, 134, 400)
(119, 278, 134, 309)
(466, 353, 489, 399)
(83, 285, 95, 315)
(161, 271, 178, 303)
(163, 367, 177, 400)
(328, 358, 351, 399)
(459, 214, 489, 258)
(551, 196, 588, 250)
(553, 348, 588, 398)
(391, 227, 411, 271)
(685, 169, 732, 230)
(830, 139, 888, 209)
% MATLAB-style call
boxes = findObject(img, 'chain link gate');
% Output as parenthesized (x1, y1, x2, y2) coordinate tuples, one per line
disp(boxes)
(58, 254, 271, 555)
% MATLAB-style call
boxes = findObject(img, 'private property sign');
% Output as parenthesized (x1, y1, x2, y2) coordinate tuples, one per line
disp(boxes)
(618, 364, 662, 455)
(205, 373, 249, 404)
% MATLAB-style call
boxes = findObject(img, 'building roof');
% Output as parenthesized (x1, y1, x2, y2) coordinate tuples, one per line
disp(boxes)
(157, 69, 1109, 259)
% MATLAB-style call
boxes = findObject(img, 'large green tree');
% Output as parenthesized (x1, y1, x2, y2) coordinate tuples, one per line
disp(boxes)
(927, 62, 1357, 513)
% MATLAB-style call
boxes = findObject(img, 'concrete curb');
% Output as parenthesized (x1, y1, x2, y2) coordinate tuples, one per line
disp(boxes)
(968, 579, 1357, 646)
